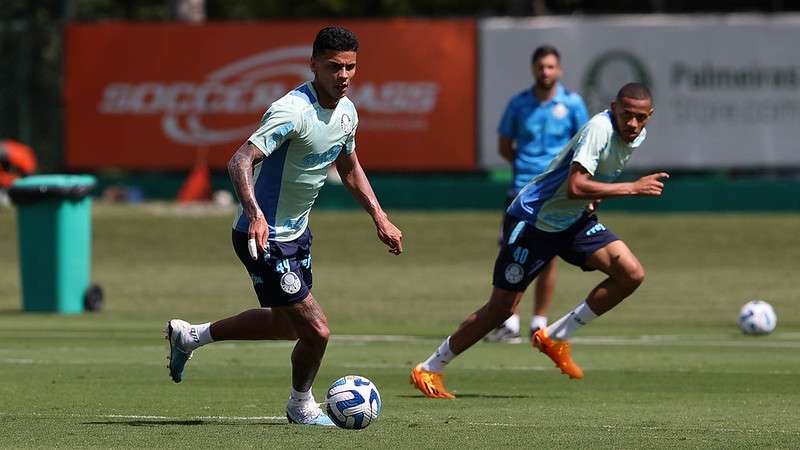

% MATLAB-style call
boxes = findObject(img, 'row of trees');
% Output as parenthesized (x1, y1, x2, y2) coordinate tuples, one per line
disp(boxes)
(5, 0, 796, 21)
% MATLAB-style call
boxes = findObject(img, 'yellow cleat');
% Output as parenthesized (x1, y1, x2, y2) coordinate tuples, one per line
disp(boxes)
(532, 328, 584, 380)
(410, 364, 455, 399)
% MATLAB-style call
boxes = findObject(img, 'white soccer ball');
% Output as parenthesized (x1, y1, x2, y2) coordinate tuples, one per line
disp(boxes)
(325, 375, 381, 429)
(737, 300, 777, 336)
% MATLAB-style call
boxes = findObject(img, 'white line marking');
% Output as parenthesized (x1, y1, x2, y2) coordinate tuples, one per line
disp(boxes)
(3, 334, 800, 374)
(467, 422, 532, 428)
(0, 412, 286, 421)
(2, 333, 800, 349)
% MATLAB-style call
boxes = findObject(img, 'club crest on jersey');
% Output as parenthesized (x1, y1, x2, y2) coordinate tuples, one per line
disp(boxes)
(280, 272, 301, 294)
(504, 263, 524, 284)
(552, 103, 569, 119)
(341, 113, 353, 134)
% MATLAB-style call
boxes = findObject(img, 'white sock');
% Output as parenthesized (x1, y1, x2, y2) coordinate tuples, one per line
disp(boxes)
(290, 387, 313, 403)
(546, 301, 598, 341)
(185, 323, 213, 351)
(531, 315, 548, 331)
(421, 337, 455, 373)
(502, 314, 520, 333)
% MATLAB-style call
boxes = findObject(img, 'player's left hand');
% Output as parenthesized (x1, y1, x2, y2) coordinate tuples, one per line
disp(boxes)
(375, 215, 403, 255)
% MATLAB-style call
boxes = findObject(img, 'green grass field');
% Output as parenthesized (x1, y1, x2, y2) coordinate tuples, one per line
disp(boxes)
(1, 205, 799, 448)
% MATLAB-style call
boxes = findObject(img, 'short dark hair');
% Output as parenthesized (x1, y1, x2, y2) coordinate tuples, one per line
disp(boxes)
(312, 26, 359, 57)
(616, 82, 653, 104)
(531, 45, 560, 65)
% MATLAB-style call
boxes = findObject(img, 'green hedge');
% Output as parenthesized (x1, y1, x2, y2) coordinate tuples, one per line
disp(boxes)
(89, 172, 800, 212)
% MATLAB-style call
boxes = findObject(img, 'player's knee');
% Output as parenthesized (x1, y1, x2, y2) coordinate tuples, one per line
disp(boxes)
(296, 320, 329, 347)
(497, 302, 516, 320)
(487, 295, 516, 321)
(623, 264, 646, 291)
(310, 322, 330, 344)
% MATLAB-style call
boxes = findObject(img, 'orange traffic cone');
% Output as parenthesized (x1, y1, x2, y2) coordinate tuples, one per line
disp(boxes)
(177, 149, 211, 203)
(0, 140, 38, 189)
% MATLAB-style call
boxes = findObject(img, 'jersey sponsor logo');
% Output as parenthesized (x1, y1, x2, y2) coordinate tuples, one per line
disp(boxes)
(281, 215, 306, 230)
(504, 263, 524, 284)
(302, 144, 342, 167)
(280, 271, 302, 295)
(96, 46, 441, 145)
(552, 103, 569, 119)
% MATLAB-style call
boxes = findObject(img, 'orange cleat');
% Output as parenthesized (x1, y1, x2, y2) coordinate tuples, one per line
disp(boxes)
(532, 329, 584, 380)
(410, 364, 455, 399)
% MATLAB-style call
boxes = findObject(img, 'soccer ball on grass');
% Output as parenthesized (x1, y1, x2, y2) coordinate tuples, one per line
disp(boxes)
(737, 300, 777, 336)
(325, 375, 381, 429)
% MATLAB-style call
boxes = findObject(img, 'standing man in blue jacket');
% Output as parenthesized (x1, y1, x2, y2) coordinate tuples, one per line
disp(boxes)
(485, 45, 589, 343)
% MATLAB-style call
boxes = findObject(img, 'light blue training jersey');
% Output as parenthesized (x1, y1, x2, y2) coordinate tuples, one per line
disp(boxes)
(498, 83, 588, 195)
(233, 81, 358, 241)
(507, 110, 647, 232)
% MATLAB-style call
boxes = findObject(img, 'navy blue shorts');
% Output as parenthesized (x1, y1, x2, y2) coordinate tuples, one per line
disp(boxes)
(232, 228, 313, 307)
(492, 214, 620, 292)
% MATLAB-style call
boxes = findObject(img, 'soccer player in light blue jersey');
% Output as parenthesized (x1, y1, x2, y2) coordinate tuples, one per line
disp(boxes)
(164, 27, 403, 425)
(412, 83, 668, 398)
(486, 45, 589, 343)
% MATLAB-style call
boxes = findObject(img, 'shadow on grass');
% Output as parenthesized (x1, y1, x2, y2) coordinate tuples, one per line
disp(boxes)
(82, 420, 285, 427)
(398, 393, 542, 399)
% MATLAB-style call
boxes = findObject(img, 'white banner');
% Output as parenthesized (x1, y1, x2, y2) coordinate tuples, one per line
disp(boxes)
(480, 15, 800, 170)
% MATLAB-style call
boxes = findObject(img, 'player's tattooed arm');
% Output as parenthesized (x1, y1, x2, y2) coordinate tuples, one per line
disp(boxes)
(227, 142, 264, 219)
(228, 142, 269, 251)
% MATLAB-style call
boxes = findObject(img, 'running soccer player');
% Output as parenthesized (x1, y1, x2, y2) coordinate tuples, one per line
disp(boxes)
(486, 45, 588, 343)
(411, 83, 666, 398)
(164, 27, 403, 425)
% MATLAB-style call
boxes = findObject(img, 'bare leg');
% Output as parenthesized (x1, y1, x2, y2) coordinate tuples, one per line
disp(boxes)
(282, 294, 330, 392)
(205, 296, 328, 392)
(533, 258, 557, 316)
(584, 240, 645, 315)
(449, 288, 523, 354)
(411, 288, 523, 398)
(209, 308, 298, 341)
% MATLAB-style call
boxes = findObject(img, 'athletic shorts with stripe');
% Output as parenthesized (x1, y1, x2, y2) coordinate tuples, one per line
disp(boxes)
(492, 213, 619, 292)
(232, 228, 313, 307)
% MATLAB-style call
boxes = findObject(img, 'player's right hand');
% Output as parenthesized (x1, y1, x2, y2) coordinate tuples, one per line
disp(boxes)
(633, 172, 669, 196)
(375, 216, 403, 255)
(248, 211, 270, 260)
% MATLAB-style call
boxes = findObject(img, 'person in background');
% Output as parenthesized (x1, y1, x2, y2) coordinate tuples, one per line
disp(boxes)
(486, 45, 589, 343)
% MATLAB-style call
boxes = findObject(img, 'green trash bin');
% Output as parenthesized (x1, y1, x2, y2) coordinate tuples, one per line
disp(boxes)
(8, 175, 97, 313)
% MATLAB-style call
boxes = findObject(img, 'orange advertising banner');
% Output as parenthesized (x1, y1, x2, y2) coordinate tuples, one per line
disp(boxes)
(64, 20, 476, 171)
